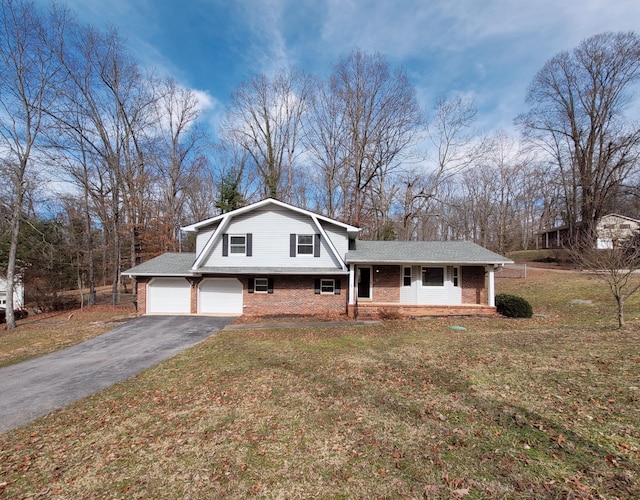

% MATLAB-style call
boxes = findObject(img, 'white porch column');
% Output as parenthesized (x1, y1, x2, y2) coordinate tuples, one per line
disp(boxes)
(348, 264, 355, 305)
(488, 265, 495, 306)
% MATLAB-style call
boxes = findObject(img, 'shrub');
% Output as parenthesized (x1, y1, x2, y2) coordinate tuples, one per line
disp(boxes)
(378, 308, 402, 320)
(495, 294, 533, 318)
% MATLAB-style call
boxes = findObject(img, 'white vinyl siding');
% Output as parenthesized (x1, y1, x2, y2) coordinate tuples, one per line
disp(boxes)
(400, 265, 461, 305)
(202, 206, 346, 269)
(195, 225, 218, 257)
(147, 278, 190, 314)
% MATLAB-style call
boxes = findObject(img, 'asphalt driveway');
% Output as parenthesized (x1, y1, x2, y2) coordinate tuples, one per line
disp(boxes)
(0, 315, 234, 433)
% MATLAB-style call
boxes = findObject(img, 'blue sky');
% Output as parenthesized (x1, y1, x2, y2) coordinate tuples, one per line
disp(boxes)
(37, 0, 640, 135)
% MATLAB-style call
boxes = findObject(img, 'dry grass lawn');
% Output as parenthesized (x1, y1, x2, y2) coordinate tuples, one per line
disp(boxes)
(0, 269, 638, 498)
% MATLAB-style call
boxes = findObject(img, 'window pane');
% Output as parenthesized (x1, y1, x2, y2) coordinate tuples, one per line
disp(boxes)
(403, 267, 411, 286)
(422, 267, 444, 286)
(254, 278, 268, 292)
(298, 235, 313, 254)
(320, 279, 335, 293)
(230, 235, 246, 253)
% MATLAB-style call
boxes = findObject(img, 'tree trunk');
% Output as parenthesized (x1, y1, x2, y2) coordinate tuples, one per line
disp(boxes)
(616, 295, 625, 329)
(5, 186, 23, 330)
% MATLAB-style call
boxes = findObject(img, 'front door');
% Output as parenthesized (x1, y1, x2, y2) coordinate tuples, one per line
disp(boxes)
(357, 267, 371, 299)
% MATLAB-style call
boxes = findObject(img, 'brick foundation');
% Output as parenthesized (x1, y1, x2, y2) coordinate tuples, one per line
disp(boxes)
(349, 303, 497, 319)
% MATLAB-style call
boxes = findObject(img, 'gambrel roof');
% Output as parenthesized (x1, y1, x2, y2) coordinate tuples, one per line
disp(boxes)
(181, 198, 360, 235)
(183, 198, 359, 272)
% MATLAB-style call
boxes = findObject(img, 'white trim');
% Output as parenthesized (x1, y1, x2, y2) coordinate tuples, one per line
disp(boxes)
(229, 234, 247, 255)
(191, 214, 231, 270)
(311, 215, 348, 272)
(488, 266, 495, 307)
(182, 198, 360, 235)
(421, 266, 445, 287)
(320, 278, 335, 294)
(348, 265, 355, 305)
(254, 277, 269, 293)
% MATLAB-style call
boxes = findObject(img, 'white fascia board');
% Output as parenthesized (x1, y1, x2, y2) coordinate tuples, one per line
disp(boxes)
(191, 214, 230, 270)
(182, 198, 361, 235)
(311, 215, 348, 272)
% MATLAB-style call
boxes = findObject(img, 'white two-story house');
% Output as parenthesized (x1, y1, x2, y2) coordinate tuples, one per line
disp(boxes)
(123, 198, 512, 319)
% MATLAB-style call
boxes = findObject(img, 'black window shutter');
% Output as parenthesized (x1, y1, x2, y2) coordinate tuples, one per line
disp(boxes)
(290, 234, 296, 257)
(248, 278, 254, 293)
(314, 233, 321, 257)
(314, 279, 321, 294)
(222, 234, 229, 256)
(246, 233, 253, 256)
(334, 279, 341, 295)
(267, 278, 274, 294)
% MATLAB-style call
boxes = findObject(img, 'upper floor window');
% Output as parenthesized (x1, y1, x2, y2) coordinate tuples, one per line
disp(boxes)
(422, 267, 444, 287)
(290, 233, 320, 257)
(297, 235, 314, 255)
(222, 233, 252, 256)
(230, 235, 246, 254)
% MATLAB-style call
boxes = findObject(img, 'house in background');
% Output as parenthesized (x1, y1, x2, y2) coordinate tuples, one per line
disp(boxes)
(123, 198, 512, 319)
(537, 213, 640, 250)
(0, 277, 24, 310)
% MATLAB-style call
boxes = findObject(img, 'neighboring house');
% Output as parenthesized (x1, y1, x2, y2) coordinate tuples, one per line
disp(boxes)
(537, 214, 640, 250)
(0, 276, 24, 310)
(122, 199, 512, 319)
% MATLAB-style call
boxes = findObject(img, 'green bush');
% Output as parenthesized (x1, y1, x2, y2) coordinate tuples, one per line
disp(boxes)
(495, 294, 533, 318)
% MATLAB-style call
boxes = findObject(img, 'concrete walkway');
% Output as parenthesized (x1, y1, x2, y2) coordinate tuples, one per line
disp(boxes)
(223, 320, 381, 330)
(0, 315, 234, 433)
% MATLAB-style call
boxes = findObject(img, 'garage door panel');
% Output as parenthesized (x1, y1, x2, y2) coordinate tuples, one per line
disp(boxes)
(148, 278, 191, 314)
(199, 278, 243, 314)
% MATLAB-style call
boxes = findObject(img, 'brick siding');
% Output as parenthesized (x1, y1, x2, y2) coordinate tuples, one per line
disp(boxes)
(371, 265, 401, 302)
(461, 266, 486, 305)
(239, 275, 347, 317)
(135, 277, 150, 315)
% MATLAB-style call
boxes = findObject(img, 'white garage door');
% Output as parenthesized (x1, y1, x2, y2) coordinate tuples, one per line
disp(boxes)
(147, 278, 191, 314)
(199, 278, 243, 315)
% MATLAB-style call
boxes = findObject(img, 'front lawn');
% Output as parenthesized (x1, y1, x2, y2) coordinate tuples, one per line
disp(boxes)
(0, 269, 638, 498)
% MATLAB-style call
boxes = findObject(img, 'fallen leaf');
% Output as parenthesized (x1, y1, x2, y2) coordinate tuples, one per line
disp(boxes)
(452, 487, 470, 498)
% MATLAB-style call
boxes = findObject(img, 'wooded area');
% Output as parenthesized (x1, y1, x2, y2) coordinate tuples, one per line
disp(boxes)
(2, 0, 640, 328)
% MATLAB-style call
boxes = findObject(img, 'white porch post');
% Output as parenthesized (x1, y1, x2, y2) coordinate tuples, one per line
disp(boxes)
(488, 265, 495, 306)
(348, 264, 355, 305)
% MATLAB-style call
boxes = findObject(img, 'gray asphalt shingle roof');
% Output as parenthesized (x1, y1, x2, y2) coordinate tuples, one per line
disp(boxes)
(346, 240, 512, 265)
(122, 253, 196, 277)
(123, 240, 512, 277)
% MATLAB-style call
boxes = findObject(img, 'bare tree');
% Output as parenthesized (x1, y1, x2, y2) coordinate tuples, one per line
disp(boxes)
(304, 77, 350, 218)
(221, 68, 312, 202)
(0, 0, 67, 329)
(328, 49, 422, 232)
(400, 96, 477, 241)
(53, 23, 157, 304)
(152, 77, 205, 250)
(571, 232, 640, 328)
(518, 31, 640, 246)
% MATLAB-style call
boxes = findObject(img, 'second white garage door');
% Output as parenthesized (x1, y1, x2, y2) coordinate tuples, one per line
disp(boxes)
(198, 278, 243, 315)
